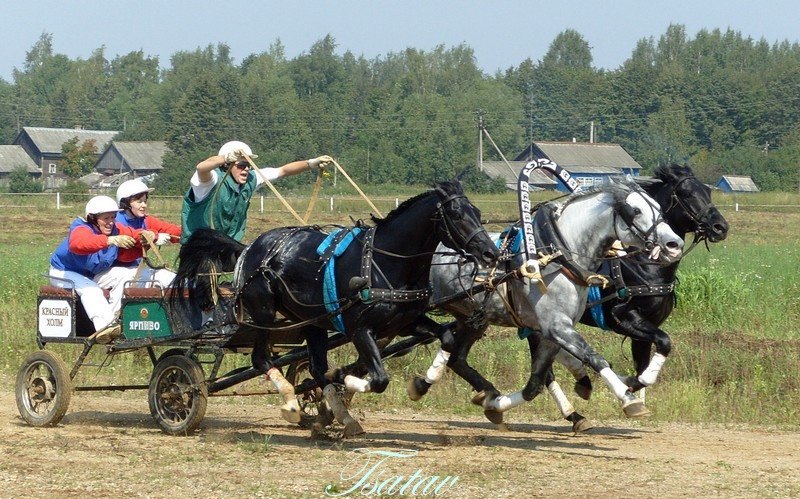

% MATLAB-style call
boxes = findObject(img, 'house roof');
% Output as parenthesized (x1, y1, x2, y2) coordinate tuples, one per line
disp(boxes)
(718, 175, 759, 192)
(481, 161, 557, 187)
(517, 142, 642, 172)
(16, 126, 119, 155)
(0, 145, 39, 173)
(103, 141, 169, 171)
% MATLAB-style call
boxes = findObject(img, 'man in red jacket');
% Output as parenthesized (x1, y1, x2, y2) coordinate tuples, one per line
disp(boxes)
(116, 179, 181, 287)
(49, 196, 152, 343)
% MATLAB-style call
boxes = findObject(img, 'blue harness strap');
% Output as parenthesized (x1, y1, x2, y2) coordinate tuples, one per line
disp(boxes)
(496, 227, 522, 254)
(587, 285, 610, 330)
(316, 227, 363, 332)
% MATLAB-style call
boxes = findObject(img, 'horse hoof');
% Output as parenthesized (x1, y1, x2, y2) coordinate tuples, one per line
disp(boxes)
(572, 417, 595, 433)
(343, 420, 365, 438)
(281, 407, 301, 424)
(574, 376, 592, 401)
(622, 398, 651, 418)
(471, 391, 487, 407)
(407, 377, 431, 401)
(483, 409, 504, 425)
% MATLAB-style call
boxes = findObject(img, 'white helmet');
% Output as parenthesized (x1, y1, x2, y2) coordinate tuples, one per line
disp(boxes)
(218, 140, 258, 160)
(85, 195, 120, 218)
(116, 178, 154, 204)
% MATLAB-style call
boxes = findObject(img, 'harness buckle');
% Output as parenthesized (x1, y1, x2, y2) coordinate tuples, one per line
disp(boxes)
(359, 288, 373, 304)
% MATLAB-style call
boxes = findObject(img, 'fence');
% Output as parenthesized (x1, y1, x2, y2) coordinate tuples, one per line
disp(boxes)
(2, 191, 799, 222)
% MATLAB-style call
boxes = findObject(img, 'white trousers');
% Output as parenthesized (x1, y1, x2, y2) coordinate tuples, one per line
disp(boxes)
(49, 265, 139, 331)
(137, 267, 176, 288)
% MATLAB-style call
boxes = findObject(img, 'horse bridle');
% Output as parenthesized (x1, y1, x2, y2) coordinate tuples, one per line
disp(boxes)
(615, 186, 665, 252)
(664, 175, 716, 239)
(433, 188, 487, 260)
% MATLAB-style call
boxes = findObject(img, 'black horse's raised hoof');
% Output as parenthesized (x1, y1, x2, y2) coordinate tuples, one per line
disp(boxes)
(407, 376, 431, 401)
(620, 375, 646, 393)
(566, 411, 594, 433)
(574, 375, 593, 400)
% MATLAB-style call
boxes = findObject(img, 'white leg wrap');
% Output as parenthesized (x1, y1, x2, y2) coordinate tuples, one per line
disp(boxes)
(637, 353, 667, 387)
(424, 349, 450, 384)
(600, 367, 631, 400)
(344, 375, 371, 393)
(547, 381, 575, 417)
(486, 391, 525, 412)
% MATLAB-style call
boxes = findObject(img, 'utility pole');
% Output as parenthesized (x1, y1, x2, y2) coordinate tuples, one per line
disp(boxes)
(476, 109, 484, 172)
(589, 121, 594, 143)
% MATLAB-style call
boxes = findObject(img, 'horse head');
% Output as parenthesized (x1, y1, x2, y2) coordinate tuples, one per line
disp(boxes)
(610, 181, 684, 264)
(433, 179, 499, 267)
(650, 164, 729, 243)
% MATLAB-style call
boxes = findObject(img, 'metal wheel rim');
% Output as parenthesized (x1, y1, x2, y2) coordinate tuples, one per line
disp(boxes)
(153, 366, 199, 427)
(19, 361, 59, 418)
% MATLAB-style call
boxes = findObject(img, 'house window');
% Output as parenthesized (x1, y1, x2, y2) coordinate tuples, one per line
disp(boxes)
(48, 163, 57, 174)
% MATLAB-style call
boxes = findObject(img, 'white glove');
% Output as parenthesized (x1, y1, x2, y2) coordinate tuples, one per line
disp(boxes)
(223, 148, 247, 164)
(155, 233, 172, 246)
(107, 235, 136, 249)
(307, 155, 333, 170)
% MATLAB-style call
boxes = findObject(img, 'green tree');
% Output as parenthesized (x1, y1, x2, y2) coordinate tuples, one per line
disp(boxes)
(7, 167, 43, 193)
(61, 137, 98, 178)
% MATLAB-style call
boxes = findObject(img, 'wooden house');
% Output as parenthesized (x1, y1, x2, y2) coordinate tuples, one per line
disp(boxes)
(513, 141, 642, 192)
(715, 175, 759, 193)
(94, 141, 169, 179)
(13, 126, 119, 190)
(0, 145, 41, 187)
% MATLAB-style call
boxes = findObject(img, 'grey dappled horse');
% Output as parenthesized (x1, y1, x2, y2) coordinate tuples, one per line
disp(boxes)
(409, 180, 684, 424)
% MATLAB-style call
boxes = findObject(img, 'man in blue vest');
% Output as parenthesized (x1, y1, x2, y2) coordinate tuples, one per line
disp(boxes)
(181, 141, 332, 243)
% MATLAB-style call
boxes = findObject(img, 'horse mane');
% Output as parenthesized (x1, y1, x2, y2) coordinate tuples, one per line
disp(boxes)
(369, 180, 460, 226)
(654, 163, 695, 183)
(558, 181, 634, 212)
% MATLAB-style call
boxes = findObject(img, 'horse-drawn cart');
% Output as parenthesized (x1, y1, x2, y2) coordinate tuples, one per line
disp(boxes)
(17, 277, 438, 435)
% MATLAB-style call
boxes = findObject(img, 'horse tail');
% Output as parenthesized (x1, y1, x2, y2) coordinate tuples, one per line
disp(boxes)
(171, 228, 246, 313)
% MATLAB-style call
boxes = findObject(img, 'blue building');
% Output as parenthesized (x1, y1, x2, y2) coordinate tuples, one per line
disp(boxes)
(715, 175, 759, 193)
(513, 141, 642, 192)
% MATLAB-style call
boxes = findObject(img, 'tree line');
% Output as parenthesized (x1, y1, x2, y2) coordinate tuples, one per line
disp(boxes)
(2, 25, 799, 193)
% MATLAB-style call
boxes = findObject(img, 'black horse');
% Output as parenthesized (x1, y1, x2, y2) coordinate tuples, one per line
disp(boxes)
(173, 179, 500, 435)
(567, 164, 730, 399)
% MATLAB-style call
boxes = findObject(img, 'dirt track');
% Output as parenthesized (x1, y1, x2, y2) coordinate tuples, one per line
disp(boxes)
(1, 379, 799, 499)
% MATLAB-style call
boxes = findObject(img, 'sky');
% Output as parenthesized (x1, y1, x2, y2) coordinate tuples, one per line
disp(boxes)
(3, 0, 799, 82)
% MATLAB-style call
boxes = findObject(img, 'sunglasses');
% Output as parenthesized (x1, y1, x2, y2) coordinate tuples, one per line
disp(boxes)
(232, 161, 251, 170)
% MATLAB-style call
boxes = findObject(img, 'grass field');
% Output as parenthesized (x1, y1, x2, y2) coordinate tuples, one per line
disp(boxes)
(1, 188, 798, 425)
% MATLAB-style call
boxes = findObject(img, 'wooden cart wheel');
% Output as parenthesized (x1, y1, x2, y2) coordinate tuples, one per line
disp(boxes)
(148, 355, 208, 435)
(16, 350, 72, 427)
(286, 360, 333, 428)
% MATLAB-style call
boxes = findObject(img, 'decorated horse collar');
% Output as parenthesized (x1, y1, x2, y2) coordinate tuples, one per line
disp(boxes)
(531, 204, 608, 288)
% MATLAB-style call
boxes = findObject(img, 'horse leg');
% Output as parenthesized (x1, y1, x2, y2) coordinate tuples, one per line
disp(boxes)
(303, 328, 335, 427)
(407, 318, 456, 401)
(612, 308, 672, 392)
(252, 334, 301, 423)
(483, 334, 560, 417)
(544, 320, 651, 418)
(439, 320, 501, 408)
(322, 384, 364, 437)
(554, 348, 593, 401)
(346, 326, 390, 394)
(544, 368, 594, 433)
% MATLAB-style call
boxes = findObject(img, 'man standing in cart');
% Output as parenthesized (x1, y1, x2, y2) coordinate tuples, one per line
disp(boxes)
(180, 140, 333, 243)
(179, 141, 333, 424)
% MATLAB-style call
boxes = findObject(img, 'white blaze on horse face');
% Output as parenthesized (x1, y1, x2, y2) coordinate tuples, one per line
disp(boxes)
(656, 221, 684, 260)
(623, 191, 683, 262)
